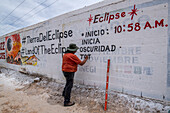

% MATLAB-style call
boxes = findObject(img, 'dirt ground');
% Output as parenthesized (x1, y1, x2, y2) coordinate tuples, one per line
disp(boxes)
(0, 68, 170, 113)
(0, 73, 89, 113)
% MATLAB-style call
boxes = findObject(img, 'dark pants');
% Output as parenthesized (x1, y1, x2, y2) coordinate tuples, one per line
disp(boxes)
(62, 71, 75, 104)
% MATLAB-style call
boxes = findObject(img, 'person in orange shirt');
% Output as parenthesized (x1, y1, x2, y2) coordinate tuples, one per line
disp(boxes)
(62, 43, 88, 106)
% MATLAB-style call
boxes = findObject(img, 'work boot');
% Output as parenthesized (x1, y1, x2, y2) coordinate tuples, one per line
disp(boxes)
(64, 101, 75, 107)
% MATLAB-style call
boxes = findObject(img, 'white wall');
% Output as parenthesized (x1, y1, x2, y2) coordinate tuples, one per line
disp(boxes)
(0, 0, 170, 101)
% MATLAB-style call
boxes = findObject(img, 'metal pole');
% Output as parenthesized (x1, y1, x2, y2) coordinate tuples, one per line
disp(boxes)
(104, 59, 110, 111)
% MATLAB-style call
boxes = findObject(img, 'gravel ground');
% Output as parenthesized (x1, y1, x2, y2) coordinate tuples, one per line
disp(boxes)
(0, 67, 170, 113)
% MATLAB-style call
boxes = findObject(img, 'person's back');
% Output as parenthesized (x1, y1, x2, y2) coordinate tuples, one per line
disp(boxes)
(62, 52, 81, 72)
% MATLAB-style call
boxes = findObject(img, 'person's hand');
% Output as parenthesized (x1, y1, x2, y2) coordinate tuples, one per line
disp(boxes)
(79, 55, 88, 66)
(85, 55, 88, 60)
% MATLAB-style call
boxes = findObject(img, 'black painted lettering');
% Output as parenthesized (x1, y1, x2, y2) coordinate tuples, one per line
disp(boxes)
(68, 30, 73, 37)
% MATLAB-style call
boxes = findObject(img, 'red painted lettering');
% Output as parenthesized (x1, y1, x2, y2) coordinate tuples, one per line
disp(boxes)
(0, 53, 5, 59)
(104, 12, 109, 21)
(121, 12, 126, 17)
(115, 13, 120, 19)
(108, 15, 114, 23)
(144, 21, 152, 29)
(91, 11, 126, 25)
(99, 16, 103, 22)
(134, 23, 141, 31)
(93, 14, 100, 23)
(155, 19, 164, 28)
(127, 23, 133, 32)
(0, 42, 5, 50)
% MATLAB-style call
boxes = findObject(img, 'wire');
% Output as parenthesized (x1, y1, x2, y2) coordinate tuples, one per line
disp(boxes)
(0, 0, 47, 30)
(9, 0, 47, 25)
(0, 0, 58, 36)
(0, 0, 26, 24)
(25, 0, 58, 20)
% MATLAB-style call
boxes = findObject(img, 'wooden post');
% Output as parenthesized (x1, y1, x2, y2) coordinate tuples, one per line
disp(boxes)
(104, 59, 110, 111)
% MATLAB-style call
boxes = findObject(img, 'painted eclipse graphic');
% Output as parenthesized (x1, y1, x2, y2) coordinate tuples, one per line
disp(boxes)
(5, 34, 22, 64)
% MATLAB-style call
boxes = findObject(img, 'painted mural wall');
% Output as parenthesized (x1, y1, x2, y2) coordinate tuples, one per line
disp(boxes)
(0, 0, 170, 101)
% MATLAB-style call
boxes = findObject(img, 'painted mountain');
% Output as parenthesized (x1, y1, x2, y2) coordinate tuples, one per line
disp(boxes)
(23, 55, 40, 66)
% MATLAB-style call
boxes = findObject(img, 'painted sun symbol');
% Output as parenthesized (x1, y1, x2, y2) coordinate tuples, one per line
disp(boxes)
(128, 4, 139, 20)
(87, 14, 93, 26)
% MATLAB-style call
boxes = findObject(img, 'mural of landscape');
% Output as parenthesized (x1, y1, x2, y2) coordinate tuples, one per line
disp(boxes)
(5, 34, 39, 66)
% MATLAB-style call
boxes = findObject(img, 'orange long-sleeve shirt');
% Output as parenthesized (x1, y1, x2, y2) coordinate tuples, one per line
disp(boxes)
(62, 53, 81, 72)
